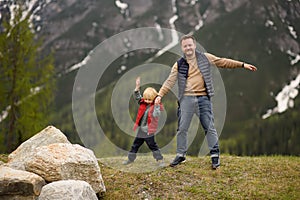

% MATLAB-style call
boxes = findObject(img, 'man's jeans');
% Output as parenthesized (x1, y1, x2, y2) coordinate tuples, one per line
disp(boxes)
(177, 95, 219, 156)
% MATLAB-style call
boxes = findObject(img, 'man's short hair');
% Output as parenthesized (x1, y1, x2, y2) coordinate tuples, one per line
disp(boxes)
(180, 34, 196, 44)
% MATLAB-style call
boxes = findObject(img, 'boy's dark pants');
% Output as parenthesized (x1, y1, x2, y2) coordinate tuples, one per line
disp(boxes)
(128, 128, 163, 161)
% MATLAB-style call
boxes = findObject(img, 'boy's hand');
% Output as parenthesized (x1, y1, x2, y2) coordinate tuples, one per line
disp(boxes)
(135, 76, 141, 91)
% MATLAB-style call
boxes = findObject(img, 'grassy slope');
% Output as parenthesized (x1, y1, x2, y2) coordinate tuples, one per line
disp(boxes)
(1, 154, 299, 199)
(100, 155, 300, 200)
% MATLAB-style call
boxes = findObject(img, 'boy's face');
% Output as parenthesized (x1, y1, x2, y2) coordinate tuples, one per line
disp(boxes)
(144, 97, 153, 104)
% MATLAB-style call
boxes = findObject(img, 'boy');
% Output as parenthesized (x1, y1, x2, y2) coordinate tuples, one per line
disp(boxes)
(123, 77, 164, 167)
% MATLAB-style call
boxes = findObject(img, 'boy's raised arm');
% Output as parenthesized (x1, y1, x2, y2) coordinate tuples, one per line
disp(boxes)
(135, 76, 140, 91)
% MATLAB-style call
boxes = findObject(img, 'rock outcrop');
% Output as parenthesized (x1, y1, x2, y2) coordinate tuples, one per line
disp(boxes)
(0, 166, 46, 199)
(25, 143, 106, 194)
(7, 126, 70, 170)
(0, 126, 105, 199)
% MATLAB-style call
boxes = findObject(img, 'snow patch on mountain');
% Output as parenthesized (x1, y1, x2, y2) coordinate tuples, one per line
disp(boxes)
(288, 25, 297, 39)
(287, 50, 300, 65)
(3, 0, 52, 33)
(262, 73, 300, 119)
(64, 52, 92, 75)
(115, 0, 129, 19)
(146, 0, 179, 62)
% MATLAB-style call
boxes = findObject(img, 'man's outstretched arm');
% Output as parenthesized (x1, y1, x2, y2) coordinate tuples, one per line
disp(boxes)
(243, 62, 257, 71)
(205, 52, 257, 71)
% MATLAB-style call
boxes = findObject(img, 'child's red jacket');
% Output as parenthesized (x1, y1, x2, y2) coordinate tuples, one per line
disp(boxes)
(133, 98, 164, 135)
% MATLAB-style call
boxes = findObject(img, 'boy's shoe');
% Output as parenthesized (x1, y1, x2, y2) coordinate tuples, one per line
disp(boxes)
(211, 156, 220, 170)
(170, 156, 186, 167)
(122, 159, 133, 165)
(157, 159, 165, 167)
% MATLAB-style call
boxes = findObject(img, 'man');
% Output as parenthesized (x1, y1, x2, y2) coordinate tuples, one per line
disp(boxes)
(155, 34, 257, 169)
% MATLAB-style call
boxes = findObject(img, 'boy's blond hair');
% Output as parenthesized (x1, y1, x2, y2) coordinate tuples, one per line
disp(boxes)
(143, 87, 158, 102)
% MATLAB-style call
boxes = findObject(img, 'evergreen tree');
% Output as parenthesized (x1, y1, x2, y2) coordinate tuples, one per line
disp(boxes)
(0, 5, 55, 153)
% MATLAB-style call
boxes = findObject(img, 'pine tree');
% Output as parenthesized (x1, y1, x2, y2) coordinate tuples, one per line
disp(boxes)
(0, 5, 55, 153)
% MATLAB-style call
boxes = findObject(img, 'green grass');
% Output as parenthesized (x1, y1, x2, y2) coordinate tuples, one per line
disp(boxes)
(1, 154, 299, 199)
(0, 154, 8, 163)
(99, 155, 300, 199)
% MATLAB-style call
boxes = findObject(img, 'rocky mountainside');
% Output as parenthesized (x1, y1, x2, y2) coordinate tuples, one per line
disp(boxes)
(1, 0, 299, 96)
(1, 0, 299, 155)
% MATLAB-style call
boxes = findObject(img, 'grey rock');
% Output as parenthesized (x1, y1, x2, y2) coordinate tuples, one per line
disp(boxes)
(38, 180, 98, 200)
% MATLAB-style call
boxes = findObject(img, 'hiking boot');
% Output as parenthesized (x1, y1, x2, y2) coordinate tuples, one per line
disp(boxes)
(157, 159, 165, 167)
(211, 156, 220, 170)
(170, 155, 186, 167)
(122, 159, 133, 165)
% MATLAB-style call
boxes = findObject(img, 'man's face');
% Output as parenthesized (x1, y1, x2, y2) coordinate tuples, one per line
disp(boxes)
(181, 38, 196, 57)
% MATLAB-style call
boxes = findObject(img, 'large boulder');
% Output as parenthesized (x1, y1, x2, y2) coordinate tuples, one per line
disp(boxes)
(7, 126, 70, 170)
(0, 166, 46, 199)
(24, 143, 106, 194)
(38, 180, 98, 200)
